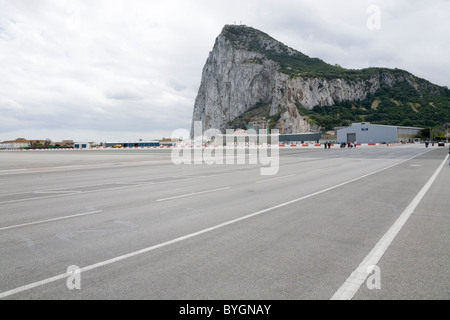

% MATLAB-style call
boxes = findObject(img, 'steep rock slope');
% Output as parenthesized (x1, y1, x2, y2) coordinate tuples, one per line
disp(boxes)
(191, 25, 449, 135)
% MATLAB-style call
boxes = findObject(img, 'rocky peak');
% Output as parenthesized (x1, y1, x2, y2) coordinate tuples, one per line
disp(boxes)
(191, 25, 449, 137)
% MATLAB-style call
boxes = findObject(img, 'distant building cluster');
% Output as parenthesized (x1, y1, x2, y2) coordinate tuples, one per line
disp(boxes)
(0, 138, 76, 150)
(0, 138, 182, 150)
(0, 124, 432, 151)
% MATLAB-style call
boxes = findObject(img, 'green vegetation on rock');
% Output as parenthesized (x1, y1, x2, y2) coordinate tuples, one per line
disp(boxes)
(221, 25, 450, 131)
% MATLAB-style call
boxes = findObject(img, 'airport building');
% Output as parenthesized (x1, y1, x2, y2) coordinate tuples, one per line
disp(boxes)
(104, 141, 160, 148)
(337, 123, 423, 144)
(74, 142, 94, 149)
(279, 133, 324, 144)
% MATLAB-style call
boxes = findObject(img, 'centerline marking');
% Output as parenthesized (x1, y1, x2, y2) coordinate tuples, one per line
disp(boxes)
(156, 187, 231, 202)
(256, 174, 296, 184)
(0, 210, 103, 232)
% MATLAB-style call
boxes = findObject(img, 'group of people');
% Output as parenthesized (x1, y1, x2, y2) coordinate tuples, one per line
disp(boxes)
(324, 142, 332, 149)
(340, 142, 357, 149)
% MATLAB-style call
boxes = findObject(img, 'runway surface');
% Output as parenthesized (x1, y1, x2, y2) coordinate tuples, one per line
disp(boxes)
(0, 145, 448, 300)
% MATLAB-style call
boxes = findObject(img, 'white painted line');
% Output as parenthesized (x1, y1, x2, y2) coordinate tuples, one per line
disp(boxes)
(33, 191, 83, 194)
(156, 187, 231, 202)
(0, 210, 103, 232)
(0, 194, 71, 205)
(331, 154, 449, 301)
(0, 160, 169, 176)
(0, 150, 431, 299)
(0, 172, 244, 205)
(0, 169, 27, 173)
(256, 174, 296, 184)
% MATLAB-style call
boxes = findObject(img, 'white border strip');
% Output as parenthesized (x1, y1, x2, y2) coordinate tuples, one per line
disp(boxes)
(331, 154, 449, 300)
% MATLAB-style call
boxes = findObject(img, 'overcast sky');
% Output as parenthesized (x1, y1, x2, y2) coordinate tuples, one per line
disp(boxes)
(1, 0, 449, 142)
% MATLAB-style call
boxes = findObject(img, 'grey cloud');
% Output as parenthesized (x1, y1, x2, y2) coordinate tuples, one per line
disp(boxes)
(0, 0, 449, 142)
(105, 89, 144, 101)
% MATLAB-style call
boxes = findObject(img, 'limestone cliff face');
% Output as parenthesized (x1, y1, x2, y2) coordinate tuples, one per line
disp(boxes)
(191, 25, 425, 136)
(191, 32, 278, 135)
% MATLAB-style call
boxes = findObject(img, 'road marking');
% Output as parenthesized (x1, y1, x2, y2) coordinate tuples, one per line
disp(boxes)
(0, 210, 103, 232)
(0, 172, 246, 205)
(256, 174, 296, 184)
(33, 191, 83, 194)
(0, 150, 432, 299)
(155, 187, 231, 202)
(331, 154, 449, 300)
(0, 160, 169, 176)
(0, 169, 27, 173)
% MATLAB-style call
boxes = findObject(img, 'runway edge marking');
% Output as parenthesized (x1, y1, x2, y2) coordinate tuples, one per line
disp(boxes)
(0, 149, 434, 299)
(331, 154, 449, 300)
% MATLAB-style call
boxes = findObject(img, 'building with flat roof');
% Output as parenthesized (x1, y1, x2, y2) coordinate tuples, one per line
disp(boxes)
(337, 123, 423, 144)
(104, 141, 160, 148)
(279, 133, 324, 144)
(74, 142, 95, 149)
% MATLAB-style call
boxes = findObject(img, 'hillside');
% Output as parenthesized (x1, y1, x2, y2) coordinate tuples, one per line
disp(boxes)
(191, 25, 450, 135)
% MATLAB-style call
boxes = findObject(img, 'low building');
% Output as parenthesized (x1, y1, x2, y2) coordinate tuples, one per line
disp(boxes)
(337, 123, 423, 144)
(0, 138, 45, 149)
(104, 141, 160, 148)
(159, 138, 182, 147)
(74, 142, 94, 149)
(279, 133, 324, 144)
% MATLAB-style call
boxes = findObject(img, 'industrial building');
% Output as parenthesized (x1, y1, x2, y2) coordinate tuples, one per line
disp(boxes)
(279, 133, 324, 144)
(337, 123, 423, 144)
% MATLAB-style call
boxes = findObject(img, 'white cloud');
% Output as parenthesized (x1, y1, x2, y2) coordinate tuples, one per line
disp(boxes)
(0, 0, 449, 142)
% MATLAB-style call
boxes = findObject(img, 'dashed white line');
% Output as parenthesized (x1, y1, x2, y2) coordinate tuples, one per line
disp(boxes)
(256, 174, 296, 184)
(33, 191, 83, 194)
(0, 172, 245, 205)
(156, 187, 231, 202)
(0, 210, 103, 232)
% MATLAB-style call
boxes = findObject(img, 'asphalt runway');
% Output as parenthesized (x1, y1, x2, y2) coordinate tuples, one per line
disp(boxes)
(0, 145, 448, 300)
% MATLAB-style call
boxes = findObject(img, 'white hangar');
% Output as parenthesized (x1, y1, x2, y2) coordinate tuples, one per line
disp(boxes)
(337, 123, 423, 144)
